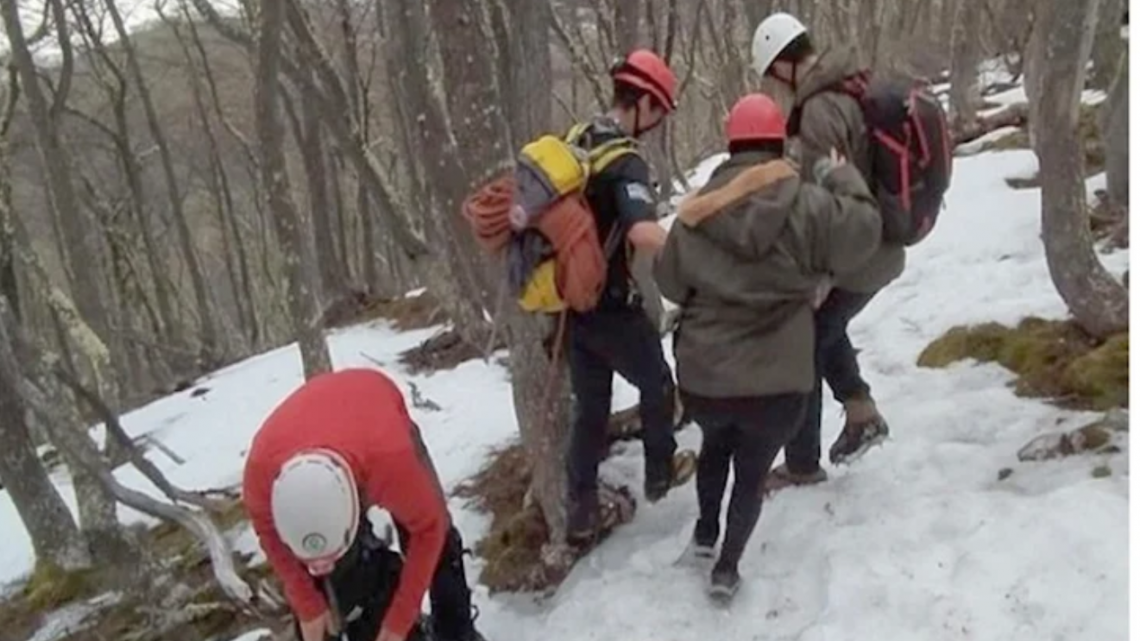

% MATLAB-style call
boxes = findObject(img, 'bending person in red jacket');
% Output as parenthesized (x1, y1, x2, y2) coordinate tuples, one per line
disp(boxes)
(242, 368, 483, 641)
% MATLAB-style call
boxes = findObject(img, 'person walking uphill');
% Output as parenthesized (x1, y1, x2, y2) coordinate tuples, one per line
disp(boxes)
(242, 368, 484, 641)
(655, 93, 882, 601)
(751, 12, 905, 488)
(563, 49, 697, 545)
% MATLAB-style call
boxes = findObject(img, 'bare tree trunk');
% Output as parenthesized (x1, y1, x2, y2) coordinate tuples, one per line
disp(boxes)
(615, 0, 642, 51)
(175, 7, 264, 349)
(102, 0, 222, 368)
(0, 409, 92, 572)
(0, 296, 251, 603)
(160, 8, 259, 352)
(0, 225, 89, 571)
(492, 0, 573, 546)
(297, 70, 348, 299)
(1, 0, 111, 353)
(949, 0, 982, 130)
(1103, 52, 1128, 208)
(1028, 0, 1128, 338)
(1089, 0, 1125, 89)
(255, 0, 332, 378)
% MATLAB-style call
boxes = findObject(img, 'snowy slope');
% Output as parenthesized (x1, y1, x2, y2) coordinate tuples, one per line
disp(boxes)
(5, 114, 1130, 641)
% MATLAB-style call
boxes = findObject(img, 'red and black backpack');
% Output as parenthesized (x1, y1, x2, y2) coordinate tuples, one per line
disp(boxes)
(792, 70, 954, 246)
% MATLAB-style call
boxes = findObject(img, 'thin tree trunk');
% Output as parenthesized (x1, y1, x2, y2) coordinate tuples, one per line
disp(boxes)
(1028, 0, 1128, 337)
(497, 0, 573, 547)
(297, 70, 347, 299)
(1089, 0, 1125, 90)
(1102, 52, 1128, 208)
(103, 0, 222, 368)
(0, 169, 90, 571)
(255, 0, 333, 378)
(949, 0, 982, 130)
(1, 0, 110, 347)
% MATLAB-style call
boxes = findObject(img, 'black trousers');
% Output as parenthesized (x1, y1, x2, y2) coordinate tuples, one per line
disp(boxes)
(293, 425, 474, 641)
(683, 392, 809, 570)
(565, 307, 677, 515)
(784, 288, 875, 474)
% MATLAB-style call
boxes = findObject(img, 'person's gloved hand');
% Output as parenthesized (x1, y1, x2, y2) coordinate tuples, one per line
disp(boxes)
(812, 147, 848, 184)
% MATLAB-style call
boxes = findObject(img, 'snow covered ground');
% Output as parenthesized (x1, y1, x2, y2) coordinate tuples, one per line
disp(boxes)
(3, 94, 1130, 641)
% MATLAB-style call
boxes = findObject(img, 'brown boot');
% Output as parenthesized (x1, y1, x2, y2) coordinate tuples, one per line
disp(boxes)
(830, 395, 890, 465)
(764, 463, 828, 494)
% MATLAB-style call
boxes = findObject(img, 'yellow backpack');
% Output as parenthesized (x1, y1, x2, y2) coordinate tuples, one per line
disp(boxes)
(508, 123, 640, 314)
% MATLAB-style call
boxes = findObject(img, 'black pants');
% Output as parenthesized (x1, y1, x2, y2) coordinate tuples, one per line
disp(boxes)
(393, 524, 474, 641)
(565, 307, 677, 517)
(683, 392, 808, 570)
(400, 423, 475, 641)
(784, 288, 875, 474)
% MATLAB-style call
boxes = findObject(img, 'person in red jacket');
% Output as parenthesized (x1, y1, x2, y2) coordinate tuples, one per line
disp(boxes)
(242, 368, 483, 641)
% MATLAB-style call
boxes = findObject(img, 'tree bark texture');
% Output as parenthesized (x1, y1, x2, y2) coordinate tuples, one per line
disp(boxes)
(1028, 0, 1129, 338)
(0, 394, 92, 572)
(1102, 51, 1129, 208)
(255, 0, 333, 378)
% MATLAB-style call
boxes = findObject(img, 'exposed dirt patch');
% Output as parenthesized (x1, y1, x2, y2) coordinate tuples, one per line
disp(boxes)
(398, 329, 490, 375)
(918, 317, 1128, 410)
(453, 442, 635, 595)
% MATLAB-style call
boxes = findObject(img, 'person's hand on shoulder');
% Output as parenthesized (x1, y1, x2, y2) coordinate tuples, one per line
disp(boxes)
(813, 147, 847, 184)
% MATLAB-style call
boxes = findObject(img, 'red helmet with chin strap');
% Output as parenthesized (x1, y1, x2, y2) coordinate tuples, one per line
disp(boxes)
(611, 49, 678, 112)
(725, 93, 786, 144)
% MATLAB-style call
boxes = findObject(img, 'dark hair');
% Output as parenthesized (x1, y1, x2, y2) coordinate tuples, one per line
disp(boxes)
(774, 33, 815, 65)
(728, 140, 785, 156)
(612, 80, 645, 109)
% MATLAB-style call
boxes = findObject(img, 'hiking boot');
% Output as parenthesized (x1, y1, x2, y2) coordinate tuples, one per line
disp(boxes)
(567, 493, 600, 545)
(764, 463, 828, 494)
(829, 398, 890, 465)
(644, 449, 698, 503)
(707, 562, 741, 603)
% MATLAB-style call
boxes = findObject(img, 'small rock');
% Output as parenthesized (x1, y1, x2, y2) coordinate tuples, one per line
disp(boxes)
(1101, 408, 1130, 432)
(1091, 464, 1112, 478)
(998, 468, 1014, 481)
(1018, 432, 1071, 461)
(1073, 425, 1112, 451)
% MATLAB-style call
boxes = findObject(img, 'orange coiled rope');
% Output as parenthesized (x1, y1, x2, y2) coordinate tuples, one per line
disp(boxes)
(461, 174, 610, 313)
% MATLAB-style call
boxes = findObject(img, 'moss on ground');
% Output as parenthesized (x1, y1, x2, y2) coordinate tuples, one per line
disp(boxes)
(0, 497, 286, 641)
(918, 318, 1128, 410)
(452, 442, 542, 593)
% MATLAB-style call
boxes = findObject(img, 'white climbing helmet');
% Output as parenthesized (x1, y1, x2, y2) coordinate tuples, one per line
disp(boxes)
(751, 12, 809, 77)
(270, 448, 361, 575)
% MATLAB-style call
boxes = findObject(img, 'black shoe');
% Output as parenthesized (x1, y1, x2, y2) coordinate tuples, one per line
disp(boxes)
(644, 449, 697, 503)
(707, 562, 740, 603)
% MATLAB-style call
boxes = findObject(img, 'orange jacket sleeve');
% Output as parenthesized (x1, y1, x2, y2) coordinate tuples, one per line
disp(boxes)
(367, 446, 449, 638)
(242, 459, 328, 622)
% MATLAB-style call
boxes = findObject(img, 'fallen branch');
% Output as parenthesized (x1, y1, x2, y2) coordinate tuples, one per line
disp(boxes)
(953, 102, 1030, 145)
(0, 296, 254, 606)
(52, 362, 230, 512)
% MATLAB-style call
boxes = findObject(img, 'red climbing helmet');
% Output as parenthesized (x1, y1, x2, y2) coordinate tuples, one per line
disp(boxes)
(611, 49, 678, 112)
(725, 93, 786, 144)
